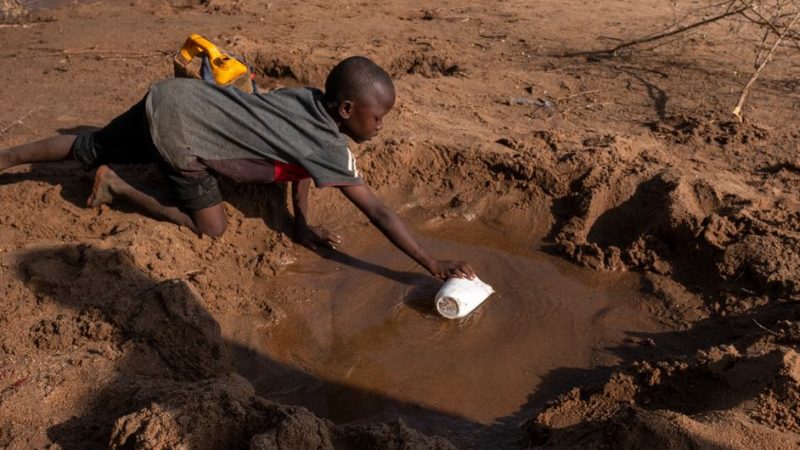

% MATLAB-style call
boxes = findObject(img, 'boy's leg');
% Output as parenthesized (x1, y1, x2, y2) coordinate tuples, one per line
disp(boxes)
(2, 98, 229, 237)
(89, 165, 227, 237)
(2, 95, 153, 173)
(0, 135, 77, 172)
(67, 97, 228, 236)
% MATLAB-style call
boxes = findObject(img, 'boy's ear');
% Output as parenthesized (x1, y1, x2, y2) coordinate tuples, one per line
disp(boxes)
(338, 100, 354, 119)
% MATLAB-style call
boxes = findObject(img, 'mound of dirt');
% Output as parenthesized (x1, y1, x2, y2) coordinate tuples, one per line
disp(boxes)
(528, 338, 800, 449)
(546, 127, 800, 306)
(110, 373, 455, 450)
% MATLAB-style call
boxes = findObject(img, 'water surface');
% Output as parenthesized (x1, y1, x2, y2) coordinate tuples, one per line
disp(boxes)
(222, 222, 667, 446)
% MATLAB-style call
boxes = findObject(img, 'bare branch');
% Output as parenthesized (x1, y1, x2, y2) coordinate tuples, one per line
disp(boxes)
(555, 0, 800, 122)
(741, 2, 800, 52)
(752, 318, 780, 336)
(732, 8, 800, 120)
(560, 1, 752, 57)
(754, 27, 773, 67)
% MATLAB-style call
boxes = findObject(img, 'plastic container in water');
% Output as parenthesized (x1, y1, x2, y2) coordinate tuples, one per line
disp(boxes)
(435, 276, 495, 319)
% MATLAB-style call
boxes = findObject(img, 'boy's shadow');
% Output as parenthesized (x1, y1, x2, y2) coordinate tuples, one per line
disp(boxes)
(14, 244, 480, 449)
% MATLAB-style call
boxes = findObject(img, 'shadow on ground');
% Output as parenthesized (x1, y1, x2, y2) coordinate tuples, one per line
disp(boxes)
(13, 244, 468, 449)
(13, 239, 797, 449)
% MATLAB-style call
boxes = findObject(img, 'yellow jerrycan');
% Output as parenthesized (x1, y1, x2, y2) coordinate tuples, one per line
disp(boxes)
(173, 33, 254, 93)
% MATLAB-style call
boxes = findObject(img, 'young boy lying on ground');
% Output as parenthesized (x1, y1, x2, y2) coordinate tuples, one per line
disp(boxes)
(0, 56, 475, 280)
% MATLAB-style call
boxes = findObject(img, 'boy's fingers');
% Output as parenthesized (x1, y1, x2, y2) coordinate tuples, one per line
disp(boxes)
(433, 261, 476, 279)
(454, 264, 475, 280)
(464, 264, 476, 279)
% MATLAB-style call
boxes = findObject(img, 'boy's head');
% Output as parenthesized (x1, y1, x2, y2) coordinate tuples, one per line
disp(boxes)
(324, 56, 395, 143)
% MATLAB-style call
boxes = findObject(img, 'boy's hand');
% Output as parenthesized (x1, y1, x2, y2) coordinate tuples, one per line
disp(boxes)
(430, 260, 476, 280)
(294, 224, 342, 251)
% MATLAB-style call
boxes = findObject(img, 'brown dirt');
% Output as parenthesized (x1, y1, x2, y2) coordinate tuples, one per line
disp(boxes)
(1, 0, 800, 448)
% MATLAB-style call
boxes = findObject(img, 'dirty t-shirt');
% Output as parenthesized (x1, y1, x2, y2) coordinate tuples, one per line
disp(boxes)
(145, 78, 362, 187)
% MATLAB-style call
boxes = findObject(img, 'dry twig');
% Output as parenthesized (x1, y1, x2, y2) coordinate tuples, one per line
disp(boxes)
(753, 318, 780, 336)
(561, 1, 753, 57)
(555, 89, 601, 103)
(0, 23, 41, 29)
(732, 9, 800, 120)
(0, 108, 39, 136)
(26, 46, 168, 59)
(560, 102, 613, 115)
(742, 1, 800, 53)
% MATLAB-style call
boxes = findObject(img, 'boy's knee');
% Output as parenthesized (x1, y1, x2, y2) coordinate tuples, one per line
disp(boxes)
(191, 204, 227, 237)
(198, 220, 227, 237)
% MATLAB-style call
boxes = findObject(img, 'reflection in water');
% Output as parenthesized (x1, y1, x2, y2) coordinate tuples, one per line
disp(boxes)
(223, 223, 667, 444)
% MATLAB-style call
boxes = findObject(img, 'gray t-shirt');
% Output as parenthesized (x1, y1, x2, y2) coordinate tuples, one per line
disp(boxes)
(145, 78, 362, 187)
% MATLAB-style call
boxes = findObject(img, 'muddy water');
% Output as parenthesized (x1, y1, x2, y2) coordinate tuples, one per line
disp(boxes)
(223, 222, 668, 446)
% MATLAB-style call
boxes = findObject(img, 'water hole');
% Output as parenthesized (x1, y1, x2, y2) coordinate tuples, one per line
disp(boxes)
(221, 221, 674, 447)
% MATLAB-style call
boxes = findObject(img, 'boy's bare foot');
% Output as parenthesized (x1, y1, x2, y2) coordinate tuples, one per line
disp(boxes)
(87, 165, 119, 207)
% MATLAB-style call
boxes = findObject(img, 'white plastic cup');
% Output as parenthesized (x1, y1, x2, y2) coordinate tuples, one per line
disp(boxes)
(435, 276, 495, 319)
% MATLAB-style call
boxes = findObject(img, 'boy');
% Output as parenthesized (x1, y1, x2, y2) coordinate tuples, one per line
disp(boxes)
(0, 56, 475, 280)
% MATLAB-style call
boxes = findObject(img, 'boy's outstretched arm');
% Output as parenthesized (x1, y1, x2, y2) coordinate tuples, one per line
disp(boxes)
(291, 179, 342, 250)
(339, 184, 475, 280)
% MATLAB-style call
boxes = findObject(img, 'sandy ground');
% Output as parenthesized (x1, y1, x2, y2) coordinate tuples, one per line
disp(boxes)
(1, 0, 800, 448)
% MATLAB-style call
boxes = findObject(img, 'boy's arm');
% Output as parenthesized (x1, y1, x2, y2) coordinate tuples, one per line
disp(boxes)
(291, 179, 341, 250)
(339, 184, 475, 280)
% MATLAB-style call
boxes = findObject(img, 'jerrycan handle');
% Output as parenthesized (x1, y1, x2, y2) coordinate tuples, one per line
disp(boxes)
(180, 34, 225, 64)
(178, 33, 249, 86)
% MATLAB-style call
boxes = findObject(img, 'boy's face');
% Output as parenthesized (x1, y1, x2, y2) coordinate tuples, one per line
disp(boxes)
(337, 83, 395, 143)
